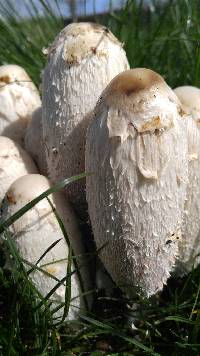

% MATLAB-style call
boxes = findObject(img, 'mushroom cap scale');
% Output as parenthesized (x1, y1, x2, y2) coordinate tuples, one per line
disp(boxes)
(86, 68, 188, 298)
(2, 174, 87, 320)
(0, 64, 41, 146)
(0, 136, 38, 205)
(42, 22, 129, 216)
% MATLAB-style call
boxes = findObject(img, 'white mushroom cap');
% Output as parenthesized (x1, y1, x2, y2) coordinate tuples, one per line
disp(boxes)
(25, 107, 48, 175)
(0, 64, 41, 146)
(2, 174, 90, 320)
(42, 22, 129, 217)
(174, 86, 200, 120)
(0, 136, 38, 205)
(86, 68, 188, 298)
(102, 68, 182, 135)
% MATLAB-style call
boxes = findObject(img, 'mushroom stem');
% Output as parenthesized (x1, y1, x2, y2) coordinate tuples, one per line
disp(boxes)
(25, 107, 48, 175)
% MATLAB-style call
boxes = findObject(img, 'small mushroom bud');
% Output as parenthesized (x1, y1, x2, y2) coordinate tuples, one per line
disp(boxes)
(0, 136, 38, 205)
(1, 174, 90, 320)
(86, 68, 188, 298)
(174, 86, 200, 274)
(42, 22, 129, 216)
(0, 64, 41, 146)
(25, 107, 48, 175)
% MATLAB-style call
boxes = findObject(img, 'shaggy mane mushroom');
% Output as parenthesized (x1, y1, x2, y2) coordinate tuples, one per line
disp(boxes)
(0, 64, 41, 146)
(0, 136, 38, 205)
(86, 68, 188, 298)
(1, 174, 91, 320)
(42, 22, 129, 217)
(174, 85, 200, 274)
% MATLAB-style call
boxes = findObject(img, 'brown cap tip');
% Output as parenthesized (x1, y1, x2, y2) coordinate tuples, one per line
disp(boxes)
(101, 68, 180, 113)
(105, 68, 164, 97)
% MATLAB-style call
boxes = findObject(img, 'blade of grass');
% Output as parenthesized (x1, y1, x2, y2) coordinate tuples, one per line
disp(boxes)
(60, 244, 72, 323)
(80, 315, 161, 355)
(46, 196, 89, 311)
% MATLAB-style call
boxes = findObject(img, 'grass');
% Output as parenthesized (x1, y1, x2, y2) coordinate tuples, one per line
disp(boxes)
(0, 0, 200, 354)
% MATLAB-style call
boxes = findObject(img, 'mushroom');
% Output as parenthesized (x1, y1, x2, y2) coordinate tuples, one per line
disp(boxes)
(86, 68, 188, 298)
(1, 174, 91, 320)
(174, 86, 200, 120)
(0, 64, 41, 147)
(0, 136, 38, 205)
(42, 22, 129, 216)
(25, 107, 48, 175)
(174, 86, 200, 274)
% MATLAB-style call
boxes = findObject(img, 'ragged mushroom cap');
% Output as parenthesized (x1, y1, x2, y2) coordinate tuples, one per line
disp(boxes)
(42, 22, 129, 219)
(0, 136, 38, 205)
(174, 85, 200, 120)
(0, 64, 41, 147)
(0, 64, 37, 90)
(96, 68, 182, 136)
(25, 107, 48, 175)
(86, 68, 188, 298)
(45, 22, 122, 64)
(2, 174, 91, 320)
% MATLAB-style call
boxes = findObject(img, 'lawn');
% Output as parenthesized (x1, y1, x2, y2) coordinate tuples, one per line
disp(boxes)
(0, 0, 200, 355)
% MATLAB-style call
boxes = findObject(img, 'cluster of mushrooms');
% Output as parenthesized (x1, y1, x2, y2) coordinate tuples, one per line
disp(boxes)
(0, 22, 200, 321)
